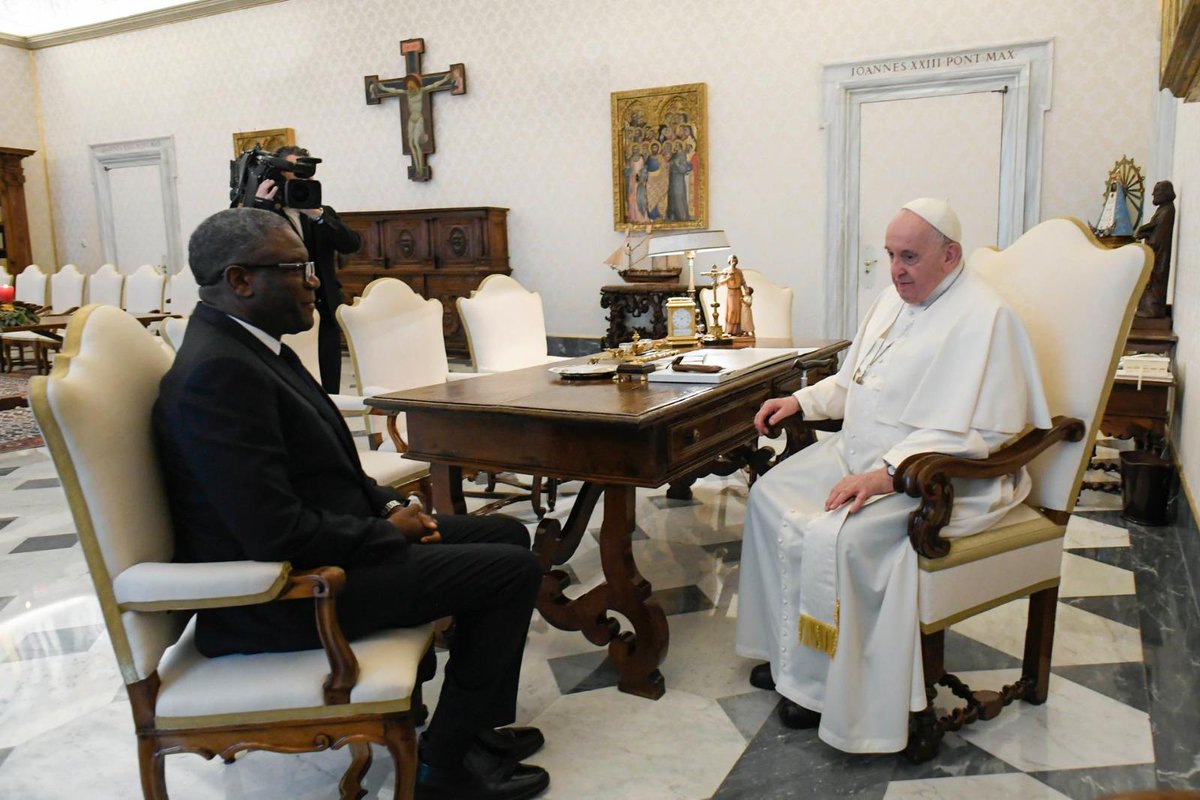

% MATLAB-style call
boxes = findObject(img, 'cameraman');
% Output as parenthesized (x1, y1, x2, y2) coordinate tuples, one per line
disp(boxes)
(251, 145, 360, 393)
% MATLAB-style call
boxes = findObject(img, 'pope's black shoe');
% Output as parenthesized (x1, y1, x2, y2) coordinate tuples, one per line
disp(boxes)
(474, 726, 546, 762)
(415, 744, 549, 800)
(777, 698, 821, 729)
(748, 662, 775, 691)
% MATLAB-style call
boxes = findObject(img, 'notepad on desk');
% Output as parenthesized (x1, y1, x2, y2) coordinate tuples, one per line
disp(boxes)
(646, 347, 817, 384)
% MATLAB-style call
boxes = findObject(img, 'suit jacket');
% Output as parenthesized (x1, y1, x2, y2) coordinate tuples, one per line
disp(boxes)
(153, 302, 406, 655)
(297, 205, 360, 316)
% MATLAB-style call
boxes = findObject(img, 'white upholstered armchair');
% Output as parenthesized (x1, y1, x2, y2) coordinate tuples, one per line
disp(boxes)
(767, 218, 1149, 762)
(30, 304, 433, 800)
(456, 274, 568, 372)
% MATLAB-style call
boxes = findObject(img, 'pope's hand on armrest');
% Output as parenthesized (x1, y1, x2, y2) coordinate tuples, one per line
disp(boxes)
(112, 560, 291, 610)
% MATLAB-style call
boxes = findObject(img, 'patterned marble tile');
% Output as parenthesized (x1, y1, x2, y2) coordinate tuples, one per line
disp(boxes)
(0, 596, 12, 614)
(949, 599, 1143, 666)
(4, 623, 105, 662)
(9, 533, 78, 554)
(0, 467, 18, 477)
(716, 690, 777, 741)
(1049, 662, 1150, 714)
(945, 671, 1154, 772)
(14, 478, 61, 490)
(701, 538, 742, 564)
(943, 629, 1022, 672)
(1061, 595, 1141, 629)
(1059, 552, 1136, 597)
(1066, 546, 1137, 570)
(884, 772, 1072, 799)
(1029, 763, 1160, 800)
(0, 517, 13, 530)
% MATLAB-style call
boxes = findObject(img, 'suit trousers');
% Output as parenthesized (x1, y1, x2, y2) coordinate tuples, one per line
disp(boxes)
(316, 300, 342, 394)
(336, 512, 542, 766)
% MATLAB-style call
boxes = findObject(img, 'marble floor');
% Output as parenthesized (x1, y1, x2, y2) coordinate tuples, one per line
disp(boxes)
(1, 430, 1198, 799)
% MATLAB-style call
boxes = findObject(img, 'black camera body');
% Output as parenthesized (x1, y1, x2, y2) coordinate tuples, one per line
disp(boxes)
(229, 145, 323, 210)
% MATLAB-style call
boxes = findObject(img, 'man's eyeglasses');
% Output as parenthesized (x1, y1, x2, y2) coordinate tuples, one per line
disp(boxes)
(204, 261, 316, 286)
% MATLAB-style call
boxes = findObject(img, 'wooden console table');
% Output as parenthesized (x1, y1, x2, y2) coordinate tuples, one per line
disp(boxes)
(1101, 327, 1177, 448)
(600, 283, 694, 348)
(367, 340, 849, 699)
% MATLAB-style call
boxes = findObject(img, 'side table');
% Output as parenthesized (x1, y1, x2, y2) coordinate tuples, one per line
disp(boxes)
(600, 283, 693, 348)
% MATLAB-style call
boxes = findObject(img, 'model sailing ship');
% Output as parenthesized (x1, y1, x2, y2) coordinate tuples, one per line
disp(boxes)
(605, 225, 681, 282)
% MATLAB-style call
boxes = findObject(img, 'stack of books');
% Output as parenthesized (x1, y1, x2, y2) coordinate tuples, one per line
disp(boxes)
(1115, 353, 1173, 386)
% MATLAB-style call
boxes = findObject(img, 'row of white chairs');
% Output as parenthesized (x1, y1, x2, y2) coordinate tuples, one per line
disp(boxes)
(0, 263, 200, 315)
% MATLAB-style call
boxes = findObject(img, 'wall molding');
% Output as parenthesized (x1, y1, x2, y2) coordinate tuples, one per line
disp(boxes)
(0, 0, 284, 50)
(821, 39, 1053, 337)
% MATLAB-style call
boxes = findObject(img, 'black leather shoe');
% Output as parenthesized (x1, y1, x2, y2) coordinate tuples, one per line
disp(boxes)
(748, 662, 775, 691)
(778, 699, 821, 729)
(474, 726, 545, 762)
(415, 756, 549, 800)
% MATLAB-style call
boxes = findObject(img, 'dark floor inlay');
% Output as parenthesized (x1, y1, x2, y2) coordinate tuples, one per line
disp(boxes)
(0, 517, 14, 531)
(1030, 763, 1158, 800)
(1067, 546, 1137, 570)
(15, 478, 61, 490)
(648, 494, 702, 509)
(546, 650, 619, 695)
(1051, 662, 1150, 713)
(654, 584, 714, 616)
(7, 623, 105, 662)
(0, 466, 17, 476)
(702, 539, 742, 564)
(0, 596, 13, 614)
(943, 629, 1022, 672)
(1062, 595, 1141, 628)
(0, 747, 11, 770)
(10, 533, 78, 554)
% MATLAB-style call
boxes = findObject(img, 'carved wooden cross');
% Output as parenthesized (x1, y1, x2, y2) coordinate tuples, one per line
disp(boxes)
(364, 38, 466, 182)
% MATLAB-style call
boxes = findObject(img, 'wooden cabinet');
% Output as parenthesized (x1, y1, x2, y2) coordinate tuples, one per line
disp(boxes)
(335, 207, 510, 356)
(0, 147, 35, 274)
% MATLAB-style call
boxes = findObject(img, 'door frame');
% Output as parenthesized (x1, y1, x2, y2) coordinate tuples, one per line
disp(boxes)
(821, 40, 1052, 337)
(89, 136, 183, 274)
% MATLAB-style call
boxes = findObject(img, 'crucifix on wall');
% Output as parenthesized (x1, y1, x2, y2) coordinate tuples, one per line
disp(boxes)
(364, 38, 466, 182)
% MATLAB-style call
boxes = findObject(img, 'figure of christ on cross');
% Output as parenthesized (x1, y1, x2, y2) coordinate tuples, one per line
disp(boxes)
(365, 38, 466, 182)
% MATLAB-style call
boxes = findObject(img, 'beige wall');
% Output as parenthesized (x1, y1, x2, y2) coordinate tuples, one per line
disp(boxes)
(26, 0, 1160, 337)
(0, 44, 54, 270)
(1170, 101, 1199, 507)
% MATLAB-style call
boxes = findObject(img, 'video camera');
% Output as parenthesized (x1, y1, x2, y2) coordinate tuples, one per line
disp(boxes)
(229, 145, 322, 210)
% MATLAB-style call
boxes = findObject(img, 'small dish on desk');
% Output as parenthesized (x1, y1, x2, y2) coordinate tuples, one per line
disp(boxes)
(549, 363, 618, 380)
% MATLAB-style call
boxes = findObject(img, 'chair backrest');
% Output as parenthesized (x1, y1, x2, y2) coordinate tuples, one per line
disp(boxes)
(281, 312, 324, 384)
(29, 305, 182, 685)
(124, 264, 166, 314)
(967, 218, 1150, 514)
(457, 274, 549, 372)
(14, 264, 48, 306)
(166, 270, 200, 317)
(160, 316, 189, 351)
(338, 277, 450, 392)
(50, 264, 87, 313)
(89, 263, 125, 307)
(699, 268, 794, 339)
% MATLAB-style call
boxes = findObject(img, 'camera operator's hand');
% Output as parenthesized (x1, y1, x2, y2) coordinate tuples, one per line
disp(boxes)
(254, 179, 279, 202)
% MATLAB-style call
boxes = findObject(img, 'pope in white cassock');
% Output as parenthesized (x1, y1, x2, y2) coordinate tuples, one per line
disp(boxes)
(734, 198, 1051, 753)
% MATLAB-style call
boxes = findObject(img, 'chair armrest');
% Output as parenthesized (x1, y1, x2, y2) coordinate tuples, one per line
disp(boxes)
(112, 560, 292, 611)
(114, 561, 360, 706)
(892, 415, 1085, 559)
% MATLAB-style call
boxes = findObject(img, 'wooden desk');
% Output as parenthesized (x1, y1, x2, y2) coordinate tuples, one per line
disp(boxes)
(368, 340, 848, 699)
(2, 312, 171, 373)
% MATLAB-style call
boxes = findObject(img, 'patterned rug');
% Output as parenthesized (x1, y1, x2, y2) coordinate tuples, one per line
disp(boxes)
(0, 371, 42, 453)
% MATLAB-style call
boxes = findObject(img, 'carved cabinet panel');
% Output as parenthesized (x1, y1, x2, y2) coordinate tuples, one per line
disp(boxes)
(336, 207, 511, 356)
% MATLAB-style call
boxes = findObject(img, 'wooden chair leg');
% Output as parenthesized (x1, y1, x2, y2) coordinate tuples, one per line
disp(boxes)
(547, 478, 559, 512)
(1022, 585, 1058, 704)
(137, 736, 168, 800)
(530, 475, 545, 518)
(339, 742, 373, 800)
(905, 630, 946, 764)
(383, 717, 419, 800)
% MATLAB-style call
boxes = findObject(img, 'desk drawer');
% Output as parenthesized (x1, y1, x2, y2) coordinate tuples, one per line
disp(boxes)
(668, 390, 767, 462)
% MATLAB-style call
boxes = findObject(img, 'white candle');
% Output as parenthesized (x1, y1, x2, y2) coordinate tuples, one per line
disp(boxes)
(688, 263, 695, 292)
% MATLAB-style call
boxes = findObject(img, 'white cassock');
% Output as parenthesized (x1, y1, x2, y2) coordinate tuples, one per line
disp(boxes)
(735, 264, 1051, 753)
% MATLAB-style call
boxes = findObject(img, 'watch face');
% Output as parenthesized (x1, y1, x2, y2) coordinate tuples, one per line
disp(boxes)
(671, 307, 693, 333)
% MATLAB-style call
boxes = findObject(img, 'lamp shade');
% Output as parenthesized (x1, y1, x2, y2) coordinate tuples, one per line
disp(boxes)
(647, 229, 730, 257)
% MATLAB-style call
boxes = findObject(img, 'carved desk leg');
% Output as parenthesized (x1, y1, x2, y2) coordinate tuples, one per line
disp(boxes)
(430, 464, 467, 515)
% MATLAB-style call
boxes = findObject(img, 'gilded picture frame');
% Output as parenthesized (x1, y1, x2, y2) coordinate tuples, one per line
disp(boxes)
(232, 127, 296, 157)
(611, 83, 707, 231)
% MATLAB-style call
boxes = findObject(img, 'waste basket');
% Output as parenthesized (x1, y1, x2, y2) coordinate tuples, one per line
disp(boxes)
(1119, 450, 1173, 526)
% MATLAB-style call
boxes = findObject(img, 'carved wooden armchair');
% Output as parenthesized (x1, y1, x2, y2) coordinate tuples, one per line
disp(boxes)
(31, 305, 434, 799)
(768, 218, 1149, 762)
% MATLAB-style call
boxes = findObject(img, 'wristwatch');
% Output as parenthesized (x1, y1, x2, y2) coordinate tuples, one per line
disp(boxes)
(381, 499, 405, 518)
(885, 462, 897, 477)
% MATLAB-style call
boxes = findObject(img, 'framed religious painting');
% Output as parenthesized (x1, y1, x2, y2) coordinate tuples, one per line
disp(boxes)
(611, 83, 707, 231)
(232, 127, 295, 158)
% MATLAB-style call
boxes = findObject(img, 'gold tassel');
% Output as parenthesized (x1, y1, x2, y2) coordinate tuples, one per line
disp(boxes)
(797, 601, 840, 658)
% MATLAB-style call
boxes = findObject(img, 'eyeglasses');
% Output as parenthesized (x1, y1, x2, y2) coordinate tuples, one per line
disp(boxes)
(205, 261, 316, 286)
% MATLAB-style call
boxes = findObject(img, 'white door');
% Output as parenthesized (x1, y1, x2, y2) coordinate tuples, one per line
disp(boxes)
(855, 91, 1002, 326)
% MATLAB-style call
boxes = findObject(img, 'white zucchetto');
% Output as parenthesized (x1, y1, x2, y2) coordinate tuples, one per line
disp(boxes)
(901, 197, 961, 243)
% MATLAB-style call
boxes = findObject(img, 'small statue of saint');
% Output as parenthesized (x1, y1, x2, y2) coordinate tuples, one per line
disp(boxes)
(718, 255, 754, 336)
(1135, 180, 1176, 319)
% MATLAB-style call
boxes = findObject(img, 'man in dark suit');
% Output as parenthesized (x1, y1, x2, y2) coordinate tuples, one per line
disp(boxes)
(154, 208, 550, 800)
(252, 145, 359, 393)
